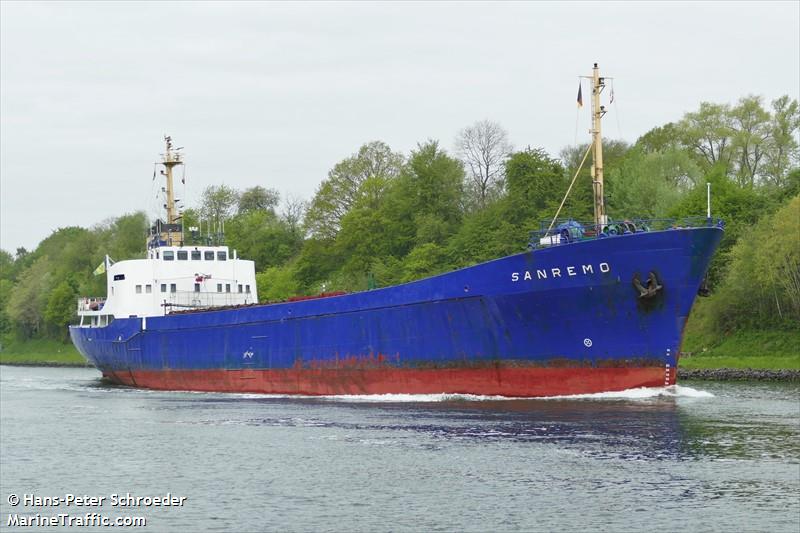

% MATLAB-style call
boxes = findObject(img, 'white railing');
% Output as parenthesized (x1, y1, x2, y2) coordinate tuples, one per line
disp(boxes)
(162, 291, 254, 311)
(77, 297, 106, 313)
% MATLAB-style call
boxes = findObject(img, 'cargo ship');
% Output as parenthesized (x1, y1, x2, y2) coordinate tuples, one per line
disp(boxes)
(69, 65, 723, 397)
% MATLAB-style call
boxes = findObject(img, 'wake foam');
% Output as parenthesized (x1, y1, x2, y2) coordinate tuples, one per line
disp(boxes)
(233, 385, 714, 403)
(538, 385, 714, 400)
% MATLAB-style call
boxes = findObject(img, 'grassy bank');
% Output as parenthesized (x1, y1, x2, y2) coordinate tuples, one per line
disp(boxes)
(0, 339, 87, 366)
(680, 328, 800, 370)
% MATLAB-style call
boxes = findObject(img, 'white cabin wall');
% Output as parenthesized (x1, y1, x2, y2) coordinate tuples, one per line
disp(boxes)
(100, 246, 257, 319)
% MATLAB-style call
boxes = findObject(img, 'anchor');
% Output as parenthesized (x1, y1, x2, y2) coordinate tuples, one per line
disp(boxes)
(633, 271, 663, 299)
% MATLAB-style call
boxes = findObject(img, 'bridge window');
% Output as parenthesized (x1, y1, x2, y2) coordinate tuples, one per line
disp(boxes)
(217, 283, 222, 293)
(217, 251, 227, 261)
(163, 251, 174, 261)
(191, 250, 201, 260)
(245, 285, 251, 293)
(177, 250, 188, 260)
(204, 251, 214, 260)
(146, 284, 152, 294)
(170, 283, 177, 293)
(238, 284, 243, 293)
(194, 283, 200, 293)
(135, 285, 142, 294)
(161, 284, 167, 293)
(225, 284, 231, 293)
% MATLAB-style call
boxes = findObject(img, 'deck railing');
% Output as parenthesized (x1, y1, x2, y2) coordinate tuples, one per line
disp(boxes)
(529, 216, 725, 249)
(77, 297, 107, 313)
(162, 291, 254, 311)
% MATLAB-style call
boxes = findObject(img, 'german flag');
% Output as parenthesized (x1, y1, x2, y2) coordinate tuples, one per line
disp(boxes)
(577, 82, 583, 108)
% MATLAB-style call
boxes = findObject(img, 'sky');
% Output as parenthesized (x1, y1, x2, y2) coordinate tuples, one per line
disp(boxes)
(1, 1, 798, 253)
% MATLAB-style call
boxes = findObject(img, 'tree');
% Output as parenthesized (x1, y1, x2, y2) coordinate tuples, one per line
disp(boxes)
(455, 120, 512, 209)
(729, 95, 771, 188)
(668, 168, 769, 287)
(238, 186, 280, 214)
(0, 250, 13, 280)
(504, 147, 566, 226)
(635, 123, 683, 154)
(605, 147, 699, 219)
(679, 102, 733, 172)
(304, 141, 404, 239)
(225, 210, 302, 270)
(0, 279, 13, 342)
(763, 95, 800, 187)
(6, 256, 53, 338)
(255, 265, 300, 302)
(401, 243, 450, 282)
(559, 139, 631, 222)
(701, 195, 800, 331)
(396, 141, 465, 246)
(199, 185, 239, 228)
(280, 194, 307, 237)
(44, 279, 78, 340)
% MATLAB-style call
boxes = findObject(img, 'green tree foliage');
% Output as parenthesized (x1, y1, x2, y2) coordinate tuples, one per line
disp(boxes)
(763, 95, 800, 187)
(336, 202, 395, 277)
(401, 243, 450, 282)
(304, 141, 403, 239)
(391, 141, 465, 247)
(44, 280, 78, 340)
(6, 256, 53, 338)
(678, 96, 799, 186)
(668, 169, 770, 286)
(0, 250, 13, 279)
(446, 202, 521, 268)
(559, 139, 631, 222)
(225, 210, 303, 270)
(701, 195, 799, 331)
(679, 102, 734, 171)
(606, 147, 699, 219)
(238, 186, 280, 214)
(256, 265, 300, 302)
(0, 279, 13, 342)
(504, 147, 566, 226)
(200, 184, 239, 227)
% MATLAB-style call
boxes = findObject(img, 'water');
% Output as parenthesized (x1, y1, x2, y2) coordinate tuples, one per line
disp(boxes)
(1, 366, 798, 532)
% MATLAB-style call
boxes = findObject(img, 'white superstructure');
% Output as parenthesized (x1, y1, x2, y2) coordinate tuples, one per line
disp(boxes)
(76, 136, 259, 326)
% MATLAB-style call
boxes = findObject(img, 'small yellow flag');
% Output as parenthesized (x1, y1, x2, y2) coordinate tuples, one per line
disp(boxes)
(93, 261, 106, 276)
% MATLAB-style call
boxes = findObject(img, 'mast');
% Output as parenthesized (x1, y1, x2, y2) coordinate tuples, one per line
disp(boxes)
(590, 63, 607, 229)
(160, 135, 184, 244)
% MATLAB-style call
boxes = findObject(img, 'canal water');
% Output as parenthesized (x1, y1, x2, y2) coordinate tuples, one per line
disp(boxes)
(1, 365, 798, 532)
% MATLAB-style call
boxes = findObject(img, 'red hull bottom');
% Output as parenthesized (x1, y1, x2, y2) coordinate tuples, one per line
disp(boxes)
(106, 366, 676, 397)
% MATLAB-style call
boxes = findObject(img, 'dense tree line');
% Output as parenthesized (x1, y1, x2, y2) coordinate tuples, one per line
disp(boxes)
(1, 94, 797, 349)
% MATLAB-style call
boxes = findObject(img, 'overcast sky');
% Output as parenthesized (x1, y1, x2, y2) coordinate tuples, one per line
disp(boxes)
(1, 1, 798, 253)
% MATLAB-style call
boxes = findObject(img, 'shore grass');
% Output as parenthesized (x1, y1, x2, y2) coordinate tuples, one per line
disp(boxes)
(0, 339, 87, 366)
(681, 328, 800, 370)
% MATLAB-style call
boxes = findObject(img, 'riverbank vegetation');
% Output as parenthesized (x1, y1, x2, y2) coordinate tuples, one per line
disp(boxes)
(1, 94, 798, 368)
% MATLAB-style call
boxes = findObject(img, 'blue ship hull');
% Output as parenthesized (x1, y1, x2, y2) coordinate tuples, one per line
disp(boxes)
(69, 227, 723, 397)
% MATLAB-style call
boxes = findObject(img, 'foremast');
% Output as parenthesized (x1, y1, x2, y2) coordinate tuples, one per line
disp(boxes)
(152, 135, 184, 247)
(589, 63, 608, 229)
